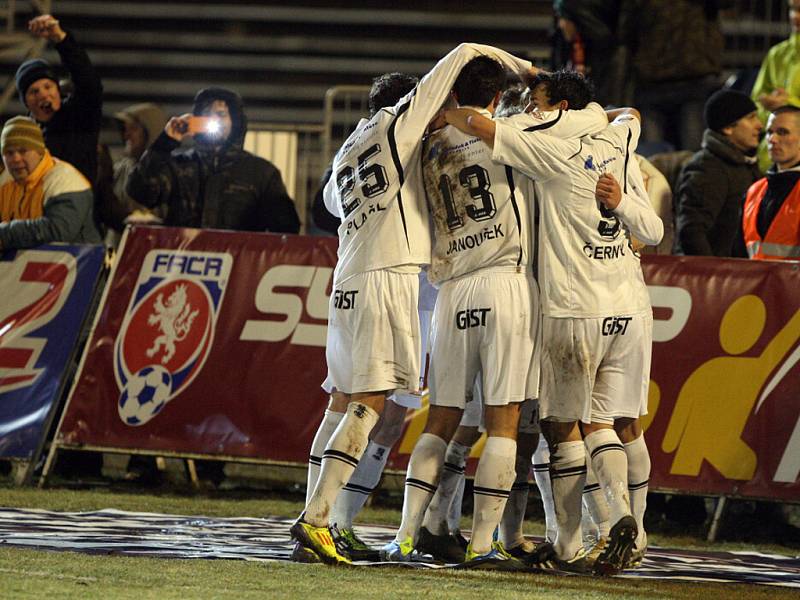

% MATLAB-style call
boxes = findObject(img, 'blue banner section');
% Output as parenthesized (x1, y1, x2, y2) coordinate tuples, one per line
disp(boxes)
(0, 244, 104, 458)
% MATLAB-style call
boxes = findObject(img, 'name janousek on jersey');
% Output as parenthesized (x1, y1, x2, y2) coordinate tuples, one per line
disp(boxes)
(423, 107, 529, 286)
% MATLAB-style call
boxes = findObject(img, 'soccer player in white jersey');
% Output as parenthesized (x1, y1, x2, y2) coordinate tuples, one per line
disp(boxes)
(382, 56, 539, 567)
(523, 71, 655, 569)
(291, 43, 536, 566)
(444, 101, 662, 575)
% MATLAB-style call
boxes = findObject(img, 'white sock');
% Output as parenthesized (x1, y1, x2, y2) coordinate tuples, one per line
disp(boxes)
(550, 440, 586, 559)
(471, 436, 517, 554)
(584, 429, 631, 526)
(500, 451, 531, 549)
(304, 402, 379, 527)
(447, 468, 466, 534)
(423, 440, 469, 535)
(329, 440, 391, 530)
(306, 409, 344, 504)
(583, 453, 611, 540)
(396, 433, 448, 543)
(533, 437, 556, 543)
(625, 434, 650, 549)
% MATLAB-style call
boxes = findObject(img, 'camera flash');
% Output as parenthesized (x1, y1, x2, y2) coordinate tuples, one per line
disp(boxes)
(207, 119, 221, 134)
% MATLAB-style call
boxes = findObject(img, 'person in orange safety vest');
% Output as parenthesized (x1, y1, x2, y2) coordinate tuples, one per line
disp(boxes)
(743, 105, 800, 260)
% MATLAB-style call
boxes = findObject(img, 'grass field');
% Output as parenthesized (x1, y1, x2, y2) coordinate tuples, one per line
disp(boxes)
(1, 485, 798, 600)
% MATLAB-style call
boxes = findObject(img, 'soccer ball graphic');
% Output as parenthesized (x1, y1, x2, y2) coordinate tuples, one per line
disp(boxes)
(118, 365, 173, 426)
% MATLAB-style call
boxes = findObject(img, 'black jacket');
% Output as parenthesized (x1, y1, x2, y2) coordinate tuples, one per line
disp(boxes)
(38, 31, 103, 183)
(126, 87, 300, 234)
(674, 129, 761, 256)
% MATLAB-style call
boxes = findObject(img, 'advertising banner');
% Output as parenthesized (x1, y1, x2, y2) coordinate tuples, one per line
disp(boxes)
(55, 227, 335, 463)
(640, 256, 800, 501)
(0, 244, 105, 460)
(55, 230, 800, 501)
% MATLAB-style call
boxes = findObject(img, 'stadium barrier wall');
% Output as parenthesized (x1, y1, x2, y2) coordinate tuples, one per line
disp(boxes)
(46, 228, 800, 501)
(0, 244, 106, 483)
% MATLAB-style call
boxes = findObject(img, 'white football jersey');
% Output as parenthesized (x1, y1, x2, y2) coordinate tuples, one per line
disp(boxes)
(323, 43, 532, 285)
(493, 115, 661, 318)
(423, 108, 531, 284)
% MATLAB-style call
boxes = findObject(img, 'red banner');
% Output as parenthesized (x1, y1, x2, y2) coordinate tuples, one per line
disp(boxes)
(56, 226, 335, 463)
(55, 230, 800, 501)
(641, 255, 800, 501)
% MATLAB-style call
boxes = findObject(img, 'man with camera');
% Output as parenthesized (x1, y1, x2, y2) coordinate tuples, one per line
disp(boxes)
(126, 86, 300, 235)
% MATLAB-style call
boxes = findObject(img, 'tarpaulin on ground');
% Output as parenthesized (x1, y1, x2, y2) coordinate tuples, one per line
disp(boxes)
(0, 244, 105, 459)
(54, 229, 800, 500)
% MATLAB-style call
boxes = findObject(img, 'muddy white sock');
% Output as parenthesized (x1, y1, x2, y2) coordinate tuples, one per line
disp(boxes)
(329, 440, 391, 529)
(396, 433, 448, 543)
(550, 440, 586, 559)
(447, 468, 466, 534)
(306, 409, 344, 504)
(533, 437, 556, 543)
(584, 429, 631, 526)
(500, 451, 531, 549)
(471, 436, 517, 554)
(423, 440, 469, 536)
(583, 453, 611, 540)
(304, 402, 379, 527)
(625, 434, 650, 548)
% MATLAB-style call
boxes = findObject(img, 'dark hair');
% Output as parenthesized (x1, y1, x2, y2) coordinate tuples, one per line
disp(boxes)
(453, 56, 507, 108)
(529, 70, 595, 110)
(369, 73, 418, 116)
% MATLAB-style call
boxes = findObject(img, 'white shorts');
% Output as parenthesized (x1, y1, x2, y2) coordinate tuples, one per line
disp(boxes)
(325, 269, 421, 395)
(429, 270, 538, 409)
(539, 311, 653, 424)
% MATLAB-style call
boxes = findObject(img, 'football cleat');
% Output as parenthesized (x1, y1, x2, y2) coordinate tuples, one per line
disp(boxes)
(593, 515, 637, 576)
(380, 536, 416, 562)
(415, 526, 466, 563)
(290, 540, 321, 563)
(290, 518, 351, 566)
(626, 537, 648, 569)
(332, 526, 380, 562)
(505, 539, 536, 559)
(519, 541, 559, 570)
(460, 541, 527, 570)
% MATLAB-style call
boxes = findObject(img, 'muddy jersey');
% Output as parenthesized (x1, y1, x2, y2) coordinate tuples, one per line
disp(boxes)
(493, 115, 661, 318)
(323, 43, 532, 285)
(423, 108, 530, 284)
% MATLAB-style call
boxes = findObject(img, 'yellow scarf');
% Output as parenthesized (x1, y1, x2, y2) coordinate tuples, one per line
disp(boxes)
(0, 150, 55, 221)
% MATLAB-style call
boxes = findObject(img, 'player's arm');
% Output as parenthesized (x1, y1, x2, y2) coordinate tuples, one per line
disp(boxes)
(395, 43, 534, 145)
(605, 107, 641, 122)
(506, 102, 607, 138)
(322, 173, 343, 219)
(596, 114, 663, 246)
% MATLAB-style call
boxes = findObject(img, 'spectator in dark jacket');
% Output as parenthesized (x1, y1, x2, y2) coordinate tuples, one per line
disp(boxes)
(14, 14, 103, 183)
(673, 89, 763, 256)
(127, 87, 300, 235)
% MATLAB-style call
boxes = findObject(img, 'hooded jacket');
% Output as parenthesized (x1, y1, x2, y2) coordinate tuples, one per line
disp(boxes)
(673, 129, 761, 256)
(126, 87, 300, 233)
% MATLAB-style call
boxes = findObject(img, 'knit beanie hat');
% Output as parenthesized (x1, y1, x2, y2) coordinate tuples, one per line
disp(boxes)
(1, 116, 46, 154)
(15, 58, 59, 102)
(704, 89, 757, 132)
